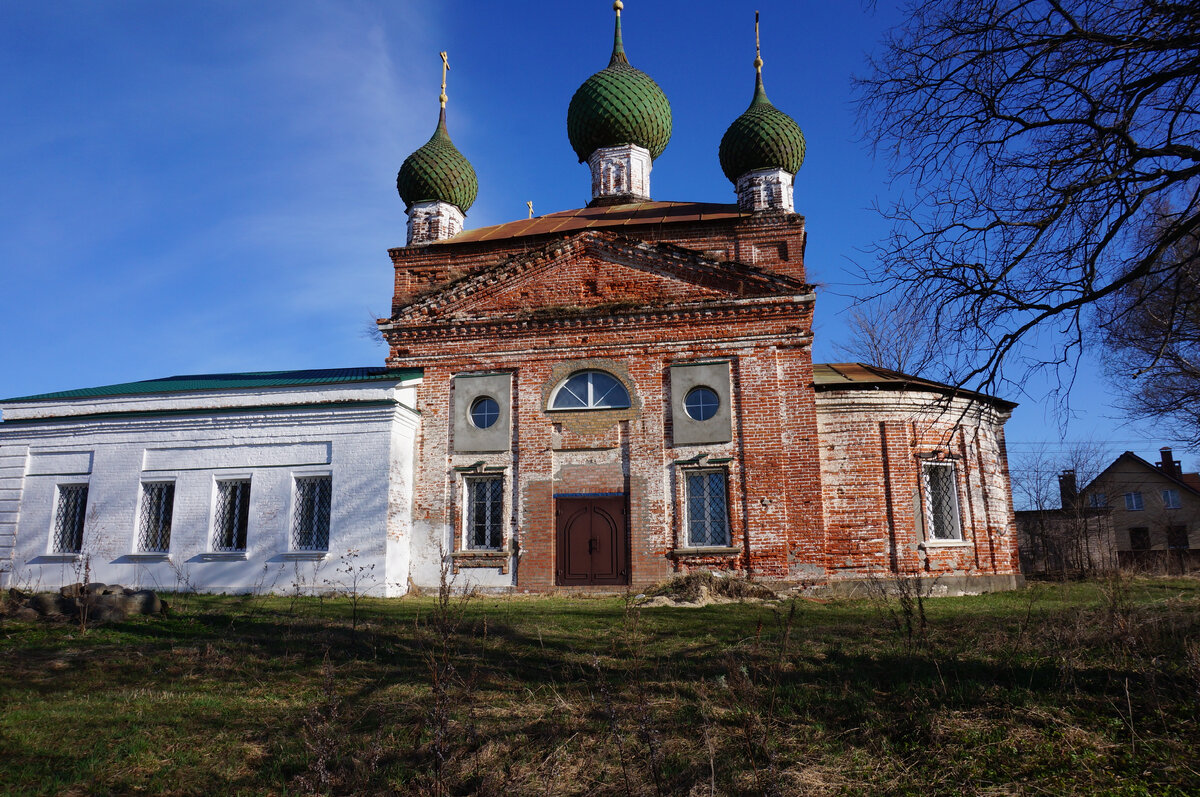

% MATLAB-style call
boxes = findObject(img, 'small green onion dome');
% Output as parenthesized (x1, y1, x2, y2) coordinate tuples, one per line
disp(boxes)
(566, 5, 672, 163)
(718, 70, 805, 183)
(396, 107, 478, 213)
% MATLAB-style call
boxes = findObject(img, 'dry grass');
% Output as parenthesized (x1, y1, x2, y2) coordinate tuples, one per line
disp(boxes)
(1, 577, 1199, 795)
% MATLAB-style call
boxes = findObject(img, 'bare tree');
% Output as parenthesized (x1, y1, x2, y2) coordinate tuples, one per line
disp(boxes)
(1011, 440, 1115, 576)
(1100, 217, 1200, 444)
(857, 1, 1200, 397)
(832, 298, 944, 377)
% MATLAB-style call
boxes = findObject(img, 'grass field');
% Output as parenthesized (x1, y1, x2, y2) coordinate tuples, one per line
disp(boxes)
(2, 575, 1200, 796)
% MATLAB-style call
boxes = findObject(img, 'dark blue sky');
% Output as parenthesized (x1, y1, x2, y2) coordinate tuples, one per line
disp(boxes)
(1, 1, 1189, 469)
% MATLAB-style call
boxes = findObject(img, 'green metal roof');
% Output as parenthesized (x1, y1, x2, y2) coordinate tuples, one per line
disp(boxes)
(396, 107, 478, 213)
(719, 71, 805, 183)
(566, 10, 672, 162)
(2, 367, 422, 403)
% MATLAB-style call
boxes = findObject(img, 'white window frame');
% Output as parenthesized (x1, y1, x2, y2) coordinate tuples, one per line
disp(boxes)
(921, 461, 963, 542)
(211, 476, 252, 553)
(682, 468, 731, 548)
(463, 474, 506, 551)
(290, 473, 332, 552)
(547, 370, 631, 411)
(49, 482, 89, 555)
(1162, 489, 1182, 510)
(1124, 491, 1144, 511)
(136, 480, 176, 554)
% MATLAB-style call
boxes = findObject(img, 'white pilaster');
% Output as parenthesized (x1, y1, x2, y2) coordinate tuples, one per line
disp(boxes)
(587, 144, 652, 204)
(406, 200, 465, 246)
(735, 167, 795, 213)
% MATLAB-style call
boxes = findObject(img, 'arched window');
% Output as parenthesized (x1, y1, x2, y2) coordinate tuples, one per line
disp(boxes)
(549, 370, 631, 410)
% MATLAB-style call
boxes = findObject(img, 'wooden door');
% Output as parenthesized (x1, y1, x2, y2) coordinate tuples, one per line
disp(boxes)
(555, 496, 627, 586)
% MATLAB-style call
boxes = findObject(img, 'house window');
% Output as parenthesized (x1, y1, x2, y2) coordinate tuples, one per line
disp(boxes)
(685, 469, 730, 547)
(549, 370, 630, 410)
(213, 480, 251, 552)
(52, 484, 88, 554)
(138, 482, 175, 553)
(1168, 526, 1189, 550)
(922, 461, 962, 541)
(1129, 527, 1151, 551)
(1163, 489, 1182, 510)
(465, 476, 504, 550)
(683, 386, 720, 421)
(1125, 492, 1144, 511)
(292, 476, 331, 551)
(470, 396, 500, 429)
(1088, 492, 1107, 508)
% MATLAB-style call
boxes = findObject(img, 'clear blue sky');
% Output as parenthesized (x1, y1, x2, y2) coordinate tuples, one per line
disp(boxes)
(1, 0, 1192, 472)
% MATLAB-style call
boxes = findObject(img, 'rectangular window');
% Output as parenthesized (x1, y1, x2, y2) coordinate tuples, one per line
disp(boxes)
(52, 484, 88, 554)
(1163, 489, 1182, 510)
(1168, 526, 1189, 550)
(291, 475, 331, 551)
(1124, 492, 1144, 511)
(686, 469, 730, 547)
(1088, 492, 1108, 508)
(923, 461, 962, 541)
(465, 476, 504, 550)
(138, 482, 175, 553)
(213, 479, 251, 552)
(1129, 527, 1151, 551)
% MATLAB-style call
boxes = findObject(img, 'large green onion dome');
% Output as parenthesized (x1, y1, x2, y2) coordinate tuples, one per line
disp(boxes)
(566, 2, 672, 163)
(396, 107, 478, 213)
(718, 67, 806, 183)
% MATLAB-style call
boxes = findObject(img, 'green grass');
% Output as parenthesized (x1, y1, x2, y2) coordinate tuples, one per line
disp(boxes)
(2, 576, 1200, 795)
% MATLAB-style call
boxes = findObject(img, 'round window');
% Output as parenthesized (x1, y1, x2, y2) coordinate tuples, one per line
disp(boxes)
(470, 396, 500, 429)
(684, 386, 720, 421)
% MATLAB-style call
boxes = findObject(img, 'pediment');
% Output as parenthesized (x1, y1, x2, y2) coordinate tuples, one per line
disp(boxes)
(393, 230, 809, 323)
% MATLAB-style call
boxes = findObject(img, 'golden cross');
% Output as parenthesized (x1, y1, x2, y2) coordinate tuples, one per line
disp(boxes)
(754, 11, 762, 72)
(439, 51, 449, 107)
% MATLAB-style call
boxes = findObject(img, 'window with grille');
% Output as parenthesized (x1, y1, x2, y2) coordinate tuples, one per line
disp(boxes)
(1129, 527, 1150, 550)
(1125, 492, 1144, 511)
(138, 482, 175, 553)
(52, 484, 88, 554)
(1168, 526, 1189, 550)
(686, 469, 730, 547)
(922, 462, 962, 541)
(466, 477, 504, 549)
(291, 476, 331, 551)
(213, 480, 251, 552)
(1163, 489, 1182, 510)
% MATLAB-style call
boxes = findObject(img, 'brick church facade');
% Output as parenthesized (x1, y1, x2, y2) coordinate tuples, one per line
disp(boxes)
(0, 6, 1022, 596)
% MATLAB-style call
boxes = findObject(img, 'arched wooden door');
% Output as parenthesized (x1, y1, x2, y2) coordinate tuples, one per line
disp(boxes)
(555, 496, 627, 586)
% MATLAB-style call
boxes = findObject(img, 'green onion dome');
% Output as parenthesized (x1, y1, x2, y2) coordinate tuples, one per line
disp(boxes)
(718, 69, 805, 183)
(566, 4, 672, 163)
(396, 107, 478, 213)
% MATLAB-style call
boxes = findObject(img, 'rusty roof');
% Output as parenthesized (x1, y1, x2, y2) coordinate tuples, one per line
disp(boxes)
(812, 363, 1017, 410)
(436, 201, 746, 245)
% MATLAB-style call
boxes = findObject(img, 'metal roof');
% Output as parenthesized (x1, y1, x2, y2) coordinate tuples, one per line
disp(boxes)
(812, 363, 1017, 410)
(2, 367, 422, 403)
(434, 201, 746, 245)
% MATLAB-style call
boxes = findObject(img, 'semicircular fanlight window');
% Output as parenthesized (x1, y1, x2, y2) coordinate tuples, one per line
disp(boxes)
(550, 370, 631, 410)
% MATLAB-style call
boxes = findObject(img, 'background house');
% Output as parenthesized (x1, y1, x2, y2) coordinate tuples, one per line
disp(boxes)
(1080, 448, 1200, 572)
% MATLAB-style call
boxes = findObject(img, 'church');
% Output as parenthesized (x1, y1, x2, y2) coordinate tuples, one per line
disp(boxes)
(0, 5, 1022, 597)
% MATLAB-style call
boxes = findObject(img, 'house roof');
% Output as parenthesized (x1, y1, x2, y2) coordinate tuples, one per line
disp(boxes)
(812, 363, 1018, 411)
(2, 367, 422, 404)
(1084, 451, 1200, 498)
(432, 201, 747, 245)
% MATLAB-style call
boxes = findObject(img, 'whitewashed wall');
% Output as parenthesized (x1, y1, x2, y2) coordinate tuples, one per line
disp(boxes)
(0, 381, 419, 596)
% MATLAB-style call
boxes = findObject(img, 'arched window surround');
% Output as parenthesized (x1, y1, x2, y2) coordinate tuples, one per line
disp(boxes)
(547, 369, 632, 411)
